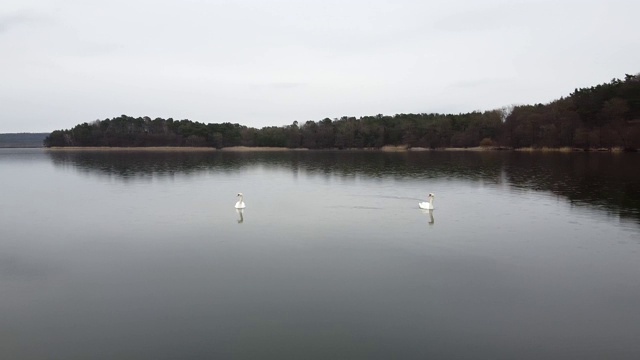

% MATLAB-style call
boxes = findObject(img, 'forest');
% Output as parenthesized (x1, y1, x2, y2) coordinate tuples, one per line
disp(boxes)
(44, 74, 640, 150)
(0, 133, 48, 148)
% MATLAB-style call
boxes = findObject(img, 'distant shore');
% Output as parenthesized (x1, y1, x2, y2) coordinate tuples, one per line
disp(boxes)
(43, 146, 634, 152)
(46, 146, 218, 151)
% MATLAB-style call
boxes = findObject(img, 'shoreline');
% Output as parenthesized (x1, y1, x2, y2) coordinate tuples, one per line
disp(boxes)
(42, 146, 636, 152)
(44, 146, 310, 152)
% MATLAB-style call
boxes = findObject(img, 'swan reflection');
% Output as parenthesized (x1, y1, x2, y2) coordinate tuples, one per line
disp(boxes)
(421, 209, 435, 225)
(236, 209, 244, 224)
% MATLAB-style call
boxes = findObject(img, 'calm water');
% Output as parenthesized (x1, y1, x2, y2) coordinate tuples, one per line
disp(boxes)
(1, 148, 640, 359)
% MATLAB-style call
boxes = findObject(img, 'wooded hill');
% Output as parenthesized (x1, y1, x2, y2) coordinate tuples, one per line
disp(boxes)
(0, 133, 49, 148)
(44, 74, 640, 150)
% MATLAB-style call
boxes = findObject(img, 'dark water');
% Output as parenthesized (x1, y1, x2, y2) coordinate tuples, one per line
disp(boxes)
(1, 149, 639, 359)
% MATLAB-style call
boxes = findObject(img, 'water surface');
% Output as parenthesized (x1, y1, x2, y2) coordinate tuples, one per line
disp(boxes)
(1, 149, 639, 359)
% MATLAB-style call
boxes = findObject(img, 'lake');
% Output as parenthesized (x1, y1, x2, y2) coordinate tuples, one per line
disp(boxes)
(1, 148, 640, 359)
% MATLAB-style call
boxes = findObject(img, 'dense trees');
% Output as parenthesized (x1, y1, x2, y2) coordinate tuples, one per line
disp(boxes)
(503, 74, 640, 150)
(44, 112, 505, 149)
(45, 74, 640, 149)
(44, 116, 249, 148)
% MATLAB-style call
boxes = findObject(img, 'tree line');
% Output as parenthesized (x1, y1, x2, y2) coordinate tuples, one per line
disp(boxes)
(503, 74, 640, 149)
(44, 74, 640, 149)
(0, 133, 48, 148)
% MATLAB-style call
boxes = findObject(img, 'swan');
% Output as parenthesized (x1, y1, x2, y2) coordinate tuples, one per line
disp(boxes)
(418, 193, 434, 210)
(235, 193, 246, 209)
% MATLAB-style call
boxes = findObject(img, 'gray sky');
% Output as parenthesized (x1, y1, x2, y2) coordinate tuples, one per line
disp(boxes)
(1, 0, 639, 133)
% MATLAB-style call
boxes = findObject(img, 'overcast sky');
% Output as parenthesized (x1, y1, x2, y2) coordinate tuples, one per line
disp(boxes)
(1, 0, 638, 133)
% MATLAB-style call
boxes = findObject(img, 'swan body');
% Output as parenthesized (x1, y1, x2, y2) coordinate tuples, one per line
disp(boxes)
(418, 193, 434, 210)
(235, 193, 246, 209)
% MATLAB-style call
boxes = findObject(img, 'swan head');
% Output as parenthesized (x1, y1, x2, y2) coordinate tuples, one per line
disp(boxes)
(428, 193, 435, 198)
(237, 193, 243, 197)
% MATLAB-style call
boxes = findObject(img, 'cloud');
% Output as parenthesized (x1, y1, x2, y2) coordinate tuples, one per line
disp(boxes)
(450, 77, 514, 89)
(0, 11, 44, 34)
(263, 82, 308, 89)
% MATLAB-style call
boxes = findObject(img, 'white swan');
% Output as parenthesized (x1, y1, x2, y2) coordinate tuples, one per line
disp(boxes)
(235, 193, 246, 209)
(418, 193, 434, 210)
